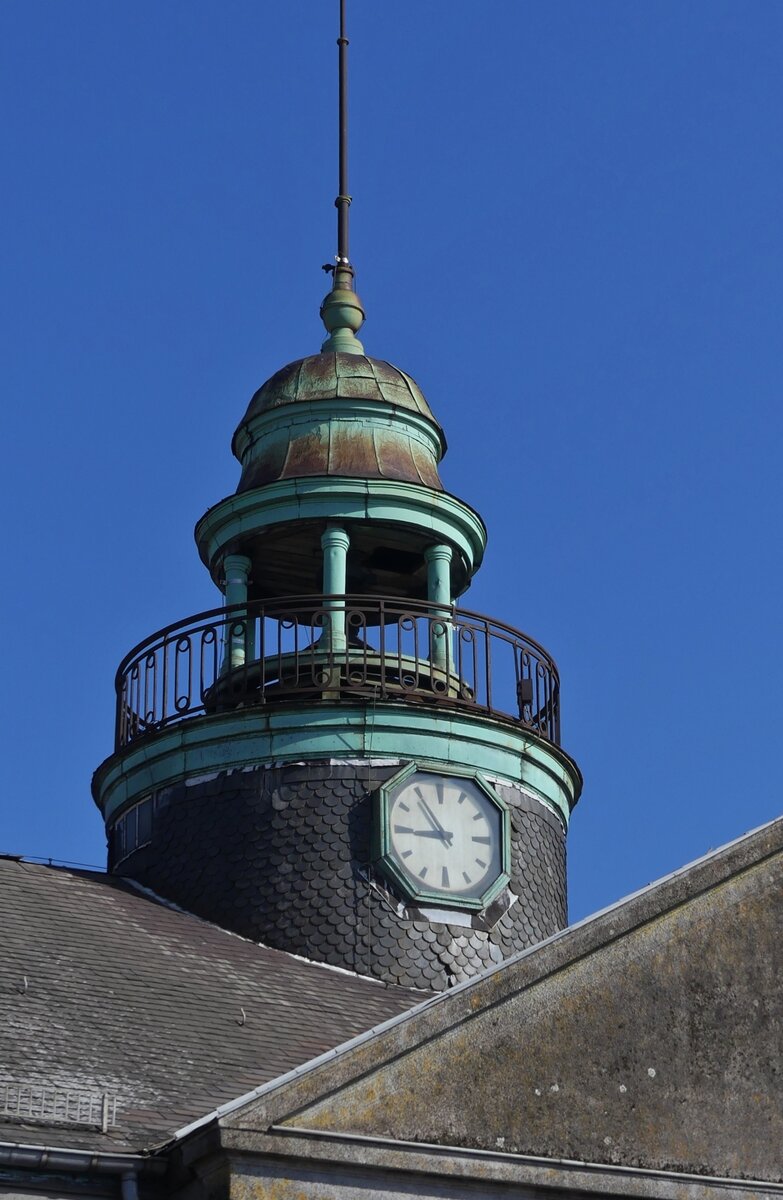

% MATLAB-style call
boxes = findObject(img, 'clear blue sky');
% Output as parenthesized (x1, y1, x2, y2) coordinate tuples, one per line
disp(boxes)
(1, 2, 781, 923)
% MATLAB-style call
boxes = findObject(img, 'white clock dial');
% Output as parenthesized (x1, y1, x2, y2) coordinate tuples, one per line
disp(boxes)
(387, 773, 503, 899)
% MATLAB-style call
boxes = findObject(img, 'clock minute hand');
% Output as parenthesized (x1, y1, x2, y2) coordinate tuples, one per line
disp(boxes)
(419, 798, 447, 835)
(418, 798, 453, 846)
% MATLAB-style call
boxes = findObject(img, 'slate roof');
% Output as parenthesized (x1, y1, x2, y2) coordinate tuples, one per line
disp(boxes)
(0, 858, 428, 1154)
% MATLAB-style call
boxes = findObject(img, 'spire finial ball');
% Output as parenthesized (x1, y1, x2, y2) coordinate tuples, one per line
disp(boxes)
(320, 264, 365, 354)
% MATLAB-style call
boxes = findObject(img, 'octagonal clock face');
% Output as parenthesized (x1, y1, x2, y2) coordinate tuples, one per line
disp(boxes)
(380, 770, 508, 908)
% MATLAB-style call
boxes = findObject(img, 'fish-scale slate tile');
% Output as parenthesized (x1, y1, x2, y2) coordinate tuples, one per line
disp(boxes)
(115, 762, 568, 992)
(0, 858, 427, 1155)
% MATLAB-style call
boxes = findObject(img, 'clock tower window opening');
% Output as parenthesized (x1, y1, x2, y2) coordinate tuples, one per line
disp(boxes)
(110, 796, 153, 866)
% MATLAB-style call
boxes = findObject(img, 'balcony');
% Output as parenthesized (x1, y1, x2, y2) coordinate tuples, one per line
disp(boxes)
(114, 595, 561, 751)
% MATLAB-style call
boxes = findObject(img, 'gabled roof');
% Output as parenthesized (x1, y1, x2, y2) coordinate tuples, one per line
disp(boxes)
(0, 859, 428, 1154)
(216, 816, 783, 1193)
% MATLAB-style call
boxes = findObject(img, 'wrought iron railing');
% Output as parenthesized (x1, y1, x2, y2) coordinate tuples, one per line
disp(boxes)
(114, 595, 560, 750)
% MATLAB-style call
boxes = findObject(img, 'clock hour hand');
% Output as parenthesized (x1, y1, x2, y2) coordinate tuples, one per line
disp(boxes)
(418, 799, 453, 846)
(413, 829, 450, 839)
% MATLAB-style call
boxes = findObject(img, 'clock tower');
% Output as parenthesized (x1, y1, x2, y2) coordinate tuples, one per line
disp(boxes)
(92, 7, 582, 992)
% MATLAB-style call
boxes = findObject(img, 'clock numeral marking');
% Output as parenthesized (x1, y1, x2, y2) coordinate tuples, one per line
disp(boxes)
(419, 866, 428, 880)
(457, 791, 468, 805)
(394, 825, 414, 834)
(462, 871, 472, 885)
(475, 857, 487, 869)
(472, 810, 484, 821)
(441, 867, 450, 889)
(472, 835, 491, 844)
(437, 781, 445, 805)
(402, 850, 413, 859)
(398, 802, 410, 813)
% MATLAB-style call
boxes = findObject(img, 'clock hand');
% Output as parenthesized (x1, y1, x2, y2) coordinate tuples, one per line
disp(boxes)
(417, 800, 437, 828)
(418, 799, 453, 846)
(419, 798, 446, 832)
(413, 829, 452, 839)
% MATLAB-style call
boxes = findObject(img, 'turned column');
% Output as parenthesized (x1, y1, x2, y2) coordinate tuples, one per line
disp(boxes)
(320, 524, 350, 653)
(424, 543, 453, 674)
(223, 553, 253, 668)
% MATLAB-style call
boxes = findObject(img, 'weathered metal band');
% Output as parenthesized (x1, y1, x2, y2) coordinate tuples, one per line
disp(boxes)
(93, 701, 581, 830)
(233, 397, 444, 455)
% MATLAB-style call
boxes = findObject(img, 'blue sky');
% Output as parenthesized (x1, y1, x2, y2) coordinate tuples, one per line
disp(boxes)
(1, 1, 781, 923)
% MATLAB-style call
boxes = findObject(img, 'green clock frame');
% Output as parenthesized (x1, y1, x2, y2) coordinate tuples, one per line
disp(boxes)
(372, 761, 512, 911)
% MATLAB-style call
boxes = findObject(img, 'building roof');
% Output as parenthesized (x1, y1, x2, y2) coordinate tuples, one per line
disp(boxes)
(237, 353, 440, 427)
(232, 352, 446, 493)
(0, 858, 427, 1155)
(218, 814, 783, 1193)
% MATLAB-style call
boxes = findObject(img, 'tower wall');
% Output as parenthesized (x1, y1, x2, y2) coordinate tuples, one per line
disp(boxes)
(111, 760, 567, 991)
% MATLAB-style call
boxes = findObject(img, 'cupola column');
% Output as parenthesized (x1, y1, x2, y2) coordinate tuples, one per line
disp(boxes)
(223, 553, 253, 667)
(321, 524, 350, 653)
(425, 543, 453, 672)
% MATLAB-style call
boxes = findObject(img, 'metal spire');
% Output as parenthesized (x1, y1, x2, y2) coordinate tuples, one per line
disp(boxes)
(336, 0, 350, 266)
(320, 0, 365, 354)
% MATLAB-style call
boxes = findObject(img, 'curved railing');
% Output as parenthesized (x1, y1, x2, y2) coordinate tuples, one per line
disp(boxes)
(114, 594, 561, 750)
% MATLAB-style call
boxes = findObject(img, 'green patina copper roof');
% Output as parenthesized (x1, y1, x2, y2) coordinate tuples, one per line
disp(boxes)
(237, 353, 443, 430)
(232, 352, 447, 493)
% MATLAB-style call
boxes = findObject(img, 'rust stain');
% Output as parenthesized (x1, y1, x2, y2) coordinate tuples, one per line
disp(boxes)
(238, 424, 443, 490)
(238, 440, 289, 490)
(327, 427, 383, 477)
(374, 427, 419, 485)
(280, 429, 329, 478)
(411, 440, 442, 489)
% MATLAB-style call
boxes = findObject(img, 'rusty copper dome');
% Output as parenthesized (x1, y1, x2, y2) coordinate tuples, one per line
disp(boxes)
(232, 352, 446, 493)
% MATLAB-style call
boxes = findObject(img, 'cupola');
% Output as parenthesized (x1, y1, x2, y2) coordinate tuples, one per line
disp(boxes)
(92, 3, 582, 993)
(233, 353, 445, 495)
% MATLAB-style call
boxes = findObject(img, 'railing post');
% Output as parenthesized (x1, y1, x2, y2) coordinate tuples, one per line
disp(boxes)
(223, 554, 253, 668)
(320, 524, 350, 654)
(424, 543, 453, 678)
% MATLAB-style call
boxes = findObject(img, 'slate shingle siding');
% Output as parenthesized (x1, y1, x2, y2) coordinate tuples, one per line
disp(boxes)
(113, 762, 567, 991)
